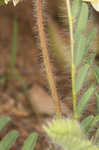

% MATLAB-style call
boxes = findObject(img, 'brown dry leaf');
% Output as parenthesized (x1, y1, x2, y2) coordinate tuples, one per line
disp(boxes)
(28, 84, 72, 117)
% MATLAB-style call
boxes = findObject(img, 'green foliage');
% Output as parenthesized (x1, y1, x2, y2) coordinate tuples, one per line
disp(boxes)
(74, 2, 88, 38)
(85, 53, 95, 64)
(0, 0, 5, 6)
(85, 28, 97, 51)
(74, 34, 87, 66)
(81, 114, 99, 135)
(87, 115, 99, 134)
(72, 0, 82, 20)
(94, 65, 99, 84)
(0, 4, 38, 150)
(76, 85, 95, 116)
(93, 128, 99, 146)
(0, 117, 38, 150)
(0, 117, 11, 131)
(81, 115, 94, 133)
(43, 0, 99, 149)
(75, 64, 90, 93)
(22, 132, 38, 150)
(96, 92, 99, 114)
(0, 130, 19, 150)
(72, 0, 96, 119)
(1, 0, 99, 149)
(10, 18, 18, 73)
(0, 18, 28, 97)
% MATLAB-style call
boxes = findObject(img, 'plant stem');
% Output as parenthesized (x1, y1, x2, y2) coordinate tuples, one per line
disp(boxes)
(36, 0, 62, 118)
(65, 0, 77, 119)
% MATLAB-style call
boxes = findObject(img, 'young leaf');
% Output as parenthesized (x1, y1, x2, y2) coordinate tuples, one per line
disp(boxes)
(94, 65, 99, 84)
(0, 130, 18, 150)
(72, 0, 82, 20)
(81, 115, 94, 133)
(75, 64, 89, 93)
(10, 18, 18, 73)
(75, 2, 88, 38)
(87, 115, 99, 134)
(0, 117, 11, 131)
(96, 92, 99, 114)
(77, 85, 95, 116)
(22, 132, 38, 150)
(74, 34, 86, 66)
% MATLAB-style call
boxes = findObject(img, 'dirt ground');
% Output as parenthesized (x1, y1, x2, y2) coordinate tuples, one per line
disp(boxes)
(0, 0, 98, 149)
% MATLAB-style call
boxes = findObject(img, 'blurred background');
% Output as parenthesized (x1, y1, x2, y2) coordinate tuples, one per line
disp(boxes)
(0, 0, 99, 149)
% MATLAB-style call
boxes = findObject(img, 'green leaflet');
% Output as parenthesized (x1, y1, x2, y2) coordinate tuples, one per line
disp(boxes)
(75, 64, 89, 93)
(74, 2, 88, 38)
(81, 115, 94, 133)
(0, 130, 18, 150)
(94, 65, 99, 84)
(0, 117, 11, 131)
(74, 29, 96, 67)
(74, 34, 86, 66)
(22, 132, 38, 150)
(43, 119, 98, 150)
(10, 19, 18, 73)
(85, 54, 95, 65)
(85, 28, 97, 52)
(77, 85, 95, 116)
(96, 92, 99, 114)
(72, 0, 82, 20)
(87, 115, 99, 134)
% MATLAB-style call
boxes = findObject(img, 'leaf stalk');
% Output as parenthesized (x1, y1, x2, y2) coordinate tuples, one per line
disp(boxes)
(65, 0, 77, 119)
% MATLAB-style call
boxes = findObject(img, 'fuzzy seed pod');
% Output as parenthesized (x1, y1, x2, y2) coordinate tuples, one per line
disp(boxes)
(43, 119, 99, 150)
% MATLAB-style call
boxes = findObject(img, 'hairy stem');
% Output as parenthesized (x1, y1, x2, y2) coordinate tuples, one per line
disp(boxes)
(36, 0, 62, 118)
(65, 0, 77, 119)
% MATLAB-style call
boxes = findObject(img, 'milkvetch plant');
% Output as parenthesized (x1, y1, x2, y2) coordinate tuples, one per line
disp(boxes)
(42, 0, 99, 149)
(1, 0, 99, 149)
